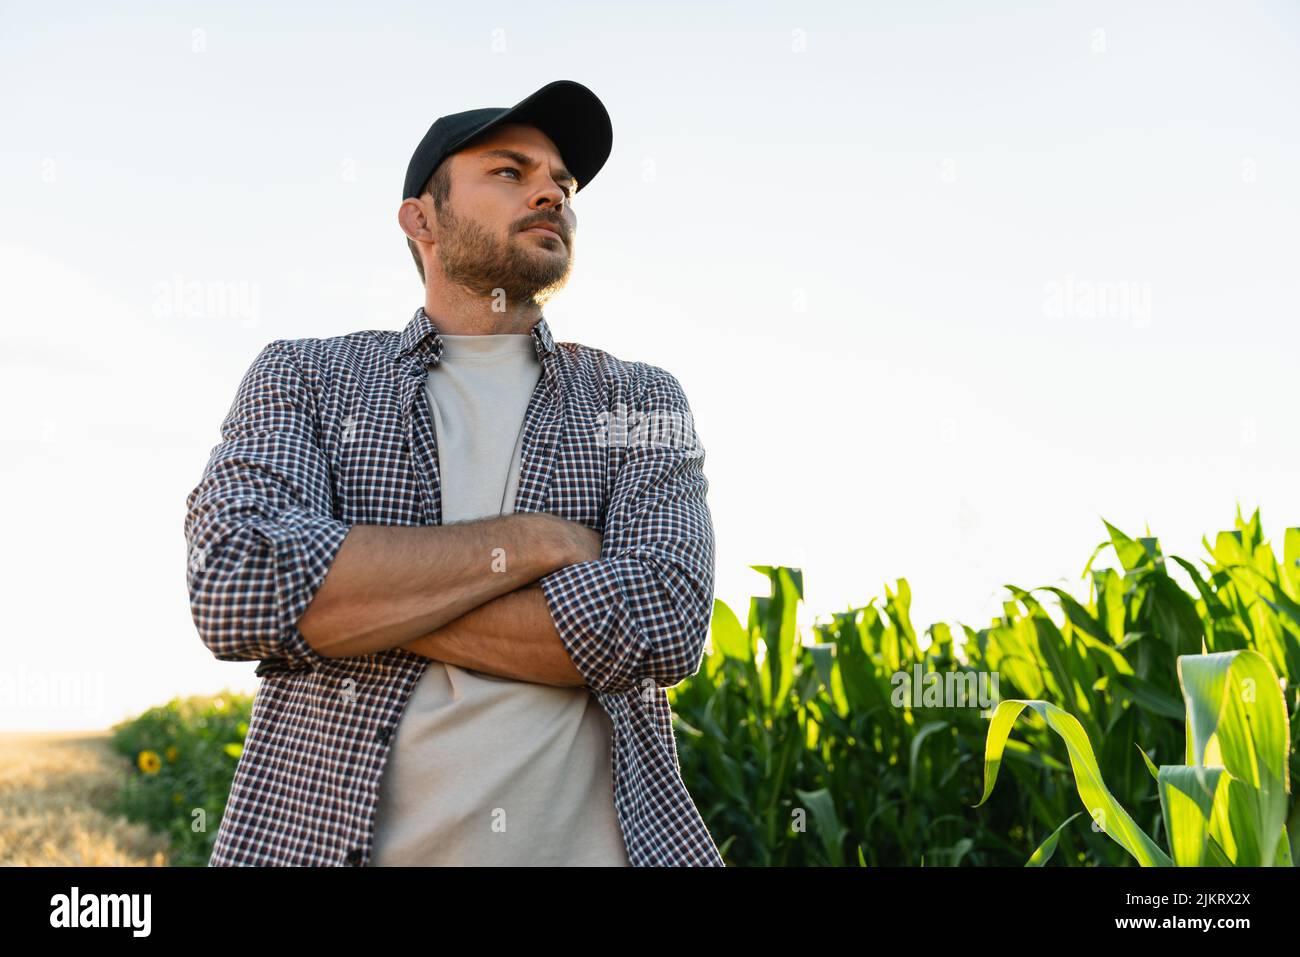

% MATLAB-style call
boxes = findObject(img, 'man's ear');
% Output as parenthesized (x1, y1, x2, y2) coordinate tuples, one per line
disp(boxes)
(397, 197, 434, 244)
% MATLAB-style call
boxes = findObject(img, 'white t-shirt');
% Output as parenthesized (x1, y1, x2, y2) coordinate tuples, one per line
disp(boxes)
(369, 331, 630, 865)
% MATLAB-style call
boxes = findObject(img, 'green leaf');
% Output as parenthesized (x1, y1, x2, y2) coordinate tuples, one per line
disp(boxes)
(1177, 650, 1291, 866)
(1026, 812, 1084, 866)
(794, 787, 847, 866)
(808, 642, 836, 694)
(1157, 765, 1229, 866)
(909, 721, 950, 792)
(1136, 743, 1160, 783)
(973, 698, 1172, 866)
(709, 599, 751, 661)
(1102, 519, 1160, 572)
(1111, 673, 1186, 719)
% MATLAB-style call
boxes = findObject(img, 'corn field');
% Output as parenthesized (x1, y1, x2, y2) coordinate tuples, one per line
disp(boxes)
(670, 506, 1298, 866)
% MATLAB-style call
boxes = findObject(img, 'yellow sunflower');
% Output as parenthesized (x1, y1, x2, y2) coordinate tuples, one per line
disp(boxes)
(137, 750, 162, 774)
(165, 745, 179, 763)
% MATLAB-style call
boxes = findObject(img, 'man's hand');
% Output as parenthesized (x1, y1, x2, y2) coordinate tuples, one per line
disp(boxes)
(534, 512, 603, 565)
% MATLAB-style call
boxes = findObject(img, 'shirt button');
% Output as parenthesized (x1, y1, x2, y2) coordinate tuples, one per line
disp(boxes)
(377, 726, 391, 744)
(345, 848, 363, 866)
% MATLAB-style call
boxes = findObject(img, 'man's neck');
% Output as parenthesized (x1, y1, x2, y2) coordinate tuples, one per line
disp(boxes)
(423, 284, 543, 336)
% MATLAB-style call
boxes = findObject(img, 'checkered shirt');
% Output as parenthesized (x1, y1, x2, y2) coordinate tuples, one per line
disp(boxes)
(183, 306, 722, 866)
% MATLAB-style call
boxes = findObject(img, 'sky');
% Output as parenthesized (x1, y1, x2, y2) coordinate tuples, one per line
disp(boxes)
(2, 0, 1298, 730)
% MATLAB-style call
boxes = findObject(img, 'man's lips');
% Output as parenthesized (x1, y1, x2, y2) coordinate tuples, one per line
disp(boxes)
(521, 223, 564, 241)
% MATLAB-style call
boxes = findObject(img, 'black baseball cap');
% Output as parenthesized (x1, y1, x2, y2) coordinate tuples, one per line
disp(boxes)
(402, 79, 613, 201)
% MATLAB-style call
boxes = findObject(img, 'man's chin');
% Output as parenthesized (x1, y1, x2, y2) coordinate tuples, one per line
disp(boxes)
(517, 234, 566, 253)
(494, 270, 570, 302)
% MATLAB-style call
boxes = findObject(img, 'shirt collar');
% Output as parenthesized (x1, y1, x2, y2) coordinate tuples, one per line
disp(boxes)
(397, 306, 557, 365)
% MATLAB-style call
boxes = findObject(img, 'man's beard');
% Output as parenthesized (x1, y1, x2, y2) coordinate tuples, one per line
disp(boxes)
(432, 201, 573, 307)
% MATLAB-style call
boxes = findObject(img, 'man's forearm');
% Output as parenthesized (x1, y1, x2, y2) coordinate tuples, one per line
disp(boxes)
(398, 583, 586, 688)
(297, 514, 568, 659)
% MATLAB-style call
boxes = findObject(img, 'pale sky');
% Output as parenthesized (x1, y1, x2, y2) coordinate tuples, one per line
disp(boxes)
(2, 1, 1297, 730)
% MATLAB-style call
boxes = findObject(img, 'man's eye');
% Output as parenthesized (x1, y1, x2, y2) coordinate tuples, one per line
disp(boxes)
(495, 167, 575, 197)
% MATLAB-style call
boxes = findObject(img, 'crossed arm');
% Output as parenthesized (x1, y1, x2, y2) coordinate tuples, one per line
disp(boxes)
(397, 584, 585, 687)
(292, 514, 600, 687)
(185, 340, 715, 696)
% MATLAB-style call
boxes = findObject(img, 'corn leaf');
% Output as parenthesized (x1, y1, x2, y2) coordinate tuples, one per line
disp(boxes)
(974, 699, 1172, 866)
(1026, 812, 1083, 866)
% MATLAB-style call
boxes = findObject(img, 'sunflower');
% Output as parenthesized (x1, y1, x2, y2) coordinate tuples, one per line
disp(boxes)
(165, 745, 179, 763)
(137, 750, 162, 774)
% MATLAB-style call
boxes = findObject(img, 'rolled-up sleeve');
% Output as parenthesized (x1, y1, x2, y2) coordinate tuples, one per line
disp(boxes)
(183, 340, 352, 669)
(538, 366, 716, 695)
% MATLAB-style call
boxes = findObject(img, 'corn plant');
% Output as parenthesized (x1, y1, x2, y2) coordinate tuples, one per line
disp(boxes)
(974, 648, 1293, 866)
(958, 507, 1300, 865)
(674, 505, 1300, 866)
(671, 566, 1040, 866)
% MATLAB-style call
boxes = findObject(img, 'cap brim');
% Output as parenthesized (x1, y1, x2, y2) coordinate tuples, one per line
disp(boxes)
(447, 80, 613, 194)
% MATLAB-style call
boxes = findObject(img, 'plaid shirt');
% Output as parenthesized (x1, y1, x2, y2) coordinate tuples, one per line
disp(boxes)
(184, 306, 723, 867)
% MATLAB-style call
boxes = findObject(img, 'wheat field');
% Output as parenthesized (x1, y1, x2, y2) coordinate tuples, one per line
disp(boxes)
(0, 731, 171, 866)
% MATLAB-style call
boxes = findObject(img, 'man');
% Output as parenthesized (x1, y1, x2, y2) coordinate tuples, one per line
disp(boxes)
(183, 80, 722, 866)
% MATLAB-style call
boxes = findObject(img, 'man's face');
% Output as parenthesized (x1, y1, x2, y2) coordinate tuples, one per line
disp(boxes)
(426, 123, 578, 305)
